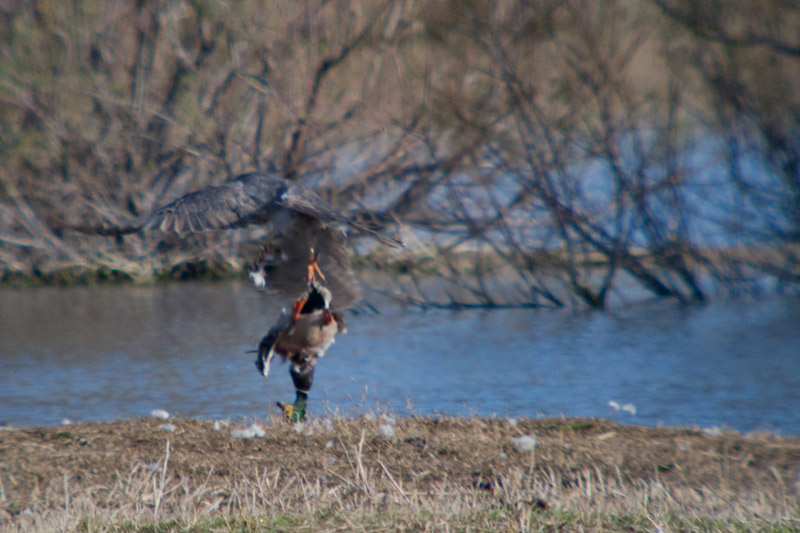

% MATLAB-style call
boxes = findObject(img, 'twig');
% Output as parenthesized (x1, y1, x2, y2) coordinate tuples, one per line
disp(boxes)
(153, 439, 171, 517)
(377, 460, 408, 502)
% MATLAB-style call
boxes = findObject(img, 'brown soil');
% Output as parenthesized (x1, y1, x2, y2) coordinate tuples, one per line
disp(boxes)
(1, 416, 799, 530)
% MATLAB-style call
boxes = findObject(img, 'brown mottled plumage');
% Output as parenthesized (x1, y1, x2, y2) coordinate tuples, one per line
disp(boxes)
(255, 282, 345, 380)
(255, 281, 347, 421)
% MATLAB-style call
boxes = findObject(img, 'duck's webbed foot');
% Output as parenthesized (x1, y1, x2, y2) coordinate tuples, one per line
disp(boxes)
(278, 362, 315, 423)
(277, 391, 308, 423)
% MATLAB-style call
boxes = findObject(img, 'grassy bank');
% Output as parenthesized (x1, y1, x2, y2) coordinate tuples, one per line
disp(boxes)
(1, 416, 798, 532)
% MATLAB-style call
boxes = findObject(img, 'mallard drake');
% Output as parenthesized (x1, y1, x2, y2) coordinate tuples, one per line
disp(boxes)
(256, 281, 346, 421)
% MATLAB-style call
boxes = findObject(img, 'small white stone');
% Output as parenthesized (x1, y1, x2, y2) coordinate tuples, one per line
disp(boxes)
(325, 439, 336, 449)
(61, 418, 73, 426)
(231, 423, 265, 439)
(151, 409, 170, 420)
(158, 423, 176, 432)
(324, 419, 334, 432)
(378, 424, 395, 438)
(213, 420, 230, 431)
(507, 417, 519, 427)
(512, 435, 538, 453)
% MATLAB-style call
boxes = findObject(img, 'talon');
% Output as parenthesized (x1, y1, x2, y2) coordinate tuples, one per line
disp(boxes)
(307, 248, 325, 284)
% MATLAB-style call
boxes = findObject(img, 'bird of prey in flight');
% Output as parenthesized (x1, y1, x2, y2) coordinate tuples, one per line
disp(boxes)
(78, 171, 401, 420)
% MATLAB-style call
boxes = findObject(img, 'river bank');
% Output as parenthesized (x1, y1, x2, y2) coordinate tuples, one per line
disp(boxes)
(1, 415, 798, 532)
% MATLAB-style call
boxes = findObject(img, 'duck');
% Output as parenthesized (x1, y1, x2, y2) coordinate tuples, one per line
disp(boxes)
(255, 280, 346, 421)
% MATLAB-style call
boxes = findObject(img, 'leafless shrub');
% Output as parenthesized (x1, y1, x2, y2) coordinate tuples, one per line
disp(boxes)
(652, 0, 800, 287)
(384, 0, 799, 308)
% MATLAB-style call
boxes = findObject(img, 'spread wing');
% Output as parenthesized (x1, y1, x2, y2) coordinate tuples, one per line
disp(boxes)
(140, 174, 285, 234)
(111, 173, 289, 235)
(280, 183, 402, 248)
(74, 171, 402, 248)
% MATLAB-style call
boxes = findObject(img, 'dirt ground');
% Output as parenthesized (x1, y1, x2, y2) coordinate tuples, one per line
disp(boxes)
(1, 416, 799, 530)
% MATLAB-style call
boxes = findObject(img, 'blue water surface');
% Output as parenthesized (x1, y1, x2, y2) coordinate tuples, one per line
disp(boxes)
(1, 282, 799, 434)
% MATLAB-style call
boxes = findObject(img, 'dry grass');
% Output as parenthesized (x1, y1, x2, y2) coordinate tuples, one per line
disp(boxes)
(1, 416, 798, 531)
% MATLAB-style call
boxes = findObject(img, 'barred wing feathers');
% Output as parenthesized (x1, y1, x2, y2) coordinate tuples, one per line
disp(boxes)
(140, 173, 287, 234)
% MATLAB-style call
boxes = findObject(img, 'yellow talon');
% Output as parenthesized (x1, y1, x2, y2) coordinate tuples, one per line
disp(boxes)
(307, 248, 325, 284)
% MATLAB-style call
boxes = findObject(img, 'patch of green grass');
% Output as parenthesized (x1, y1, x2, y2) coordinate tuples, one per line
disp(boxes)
(543, 420, 597, 432)
(74, 507, 793, 533)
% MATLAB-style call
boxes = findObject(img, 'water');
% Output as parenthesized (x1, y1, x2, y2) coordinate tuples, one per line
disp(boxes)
(1, 282, 799, 434)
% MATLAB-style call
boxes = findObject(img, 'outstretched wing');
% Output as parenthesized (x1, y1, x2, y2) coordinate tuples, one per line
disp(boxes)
(138, 173, 289, 234)
(70, 172, 289, 236)
(74, 172, 401, 247)
(280, 182, 402, 248)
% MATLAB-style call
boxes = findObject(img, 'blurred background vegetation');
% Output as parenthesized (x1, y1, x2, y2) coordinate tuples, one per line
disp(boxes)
(1, 0, 798, 308)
